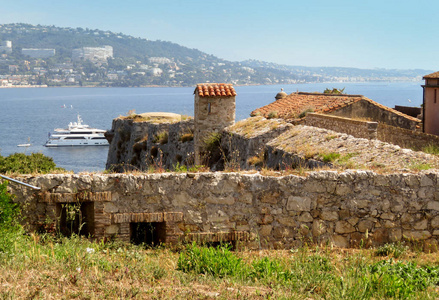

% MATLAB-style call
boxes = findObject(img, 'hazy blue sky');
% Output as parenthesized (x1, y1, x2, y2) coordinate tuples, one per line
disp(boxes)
(1, 0, 437, 70)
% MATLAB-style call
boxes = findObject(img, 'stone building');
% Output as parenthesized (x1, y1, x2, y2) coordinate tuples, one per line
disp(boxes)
(194, 83, 236, 165)
(423, 71, 439, 135)
(251, 92, 421, 130)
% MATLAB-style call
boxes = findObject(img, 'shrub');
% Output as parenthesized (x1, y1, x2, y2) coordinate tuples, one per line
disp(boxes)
(0, 181, 19, 226)
(152, 131, 168, 144)
(179, 133, 194, 143)
(203, 132, 221, 152)
(267, 111, 278, 119)
(0, 153, 65, 174)
(298, 108, 314, 118)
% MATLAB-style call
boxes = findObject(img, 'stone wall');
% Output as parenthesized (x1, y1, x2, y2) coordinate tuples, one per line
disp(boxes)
(377, 123, 439, 151)
(9, 170, 439, 250)
(305, 113, 378, 140)
(105, 117, 194, 172)
(329, 99, 420, 130)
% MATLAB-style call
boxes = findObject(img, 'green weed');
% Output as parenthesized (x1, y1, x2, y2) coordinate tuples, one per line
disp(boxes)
(375, 243, 409, 258)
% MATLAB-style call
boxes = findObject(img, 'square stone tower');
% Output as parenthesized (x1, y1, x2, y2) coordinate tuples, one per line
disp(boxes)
(194, 83, 236, 165)
(423, 71, 439, 135)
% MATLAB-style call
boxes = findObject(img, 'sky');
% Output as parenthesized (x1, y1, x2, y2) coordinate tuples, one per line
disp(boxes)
(1, 0, 438, 70)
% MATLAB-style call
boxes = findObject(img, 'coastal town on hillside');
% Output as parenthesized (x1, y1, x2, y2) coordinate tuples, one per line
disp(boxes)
(0, 24, 431, 87)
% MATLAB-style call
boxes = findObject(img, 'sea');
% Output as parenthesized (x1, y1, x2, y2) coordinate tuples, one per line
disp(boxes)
(0, 81, 424, 173)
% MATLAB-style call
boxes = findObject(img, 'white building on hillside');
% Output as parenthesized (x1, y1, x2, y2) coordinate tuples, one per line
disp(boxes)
(72, 46, 113, 63)
(0, 40, 12, 53)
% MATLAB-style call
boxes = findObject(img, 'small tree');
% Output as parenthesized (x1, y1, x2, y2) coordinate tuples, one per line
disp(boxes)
(323, 87, 345, 95)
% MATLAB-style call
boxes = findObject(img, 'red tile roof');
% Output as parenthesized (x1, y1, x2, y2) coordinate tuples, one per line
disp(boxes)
(251, 92, 420, 123)
(423, 71, 439, 79)
(195, 83, 236, 97)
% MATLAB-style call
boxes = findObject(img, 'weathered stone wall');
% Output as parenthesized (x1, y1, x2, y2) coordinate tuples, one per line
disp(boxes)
(377, 123, 439, 151)
(305, 113, 378, 140)
(221, 118, 293, 170)
(329, 99, 420, 130)
(9, 170, 439, 250)
(106, 118, 194, 172)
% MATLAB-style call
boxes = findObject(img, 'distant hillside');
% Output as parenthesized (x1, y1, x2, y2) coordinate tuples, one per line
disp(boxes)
(0, 23, 433, 87)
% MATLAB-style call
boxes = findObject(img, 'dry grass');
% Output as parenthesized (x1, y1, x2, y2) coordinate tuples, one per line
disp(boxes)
(2, 234, 439, 299)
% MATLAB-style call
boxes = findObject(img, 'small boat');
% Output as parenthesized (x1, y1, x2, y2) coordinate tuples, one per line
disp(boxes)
(45, 114, 109, 147)
(17, 137, 31, 147)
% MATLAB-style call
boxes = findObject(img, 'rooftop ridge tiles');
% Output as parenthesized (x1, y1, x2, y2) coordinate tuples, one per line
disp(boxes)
(194, 83, 236, 98)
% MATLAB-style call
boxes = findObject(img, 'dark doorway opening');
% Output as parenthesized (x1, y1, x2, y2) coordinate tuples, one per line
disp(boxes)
(130, 222, 166, 246)
(57, 202, 94, 237)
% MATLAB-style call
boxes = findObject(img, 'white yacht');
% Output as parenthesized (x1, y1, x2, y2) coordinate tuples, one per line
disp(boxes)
(45, 115, 109, 147)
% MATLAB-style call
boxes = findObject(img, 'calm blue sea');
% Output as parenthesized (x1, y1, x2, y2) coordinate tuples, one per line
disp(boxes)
(0, 82, 424, 173)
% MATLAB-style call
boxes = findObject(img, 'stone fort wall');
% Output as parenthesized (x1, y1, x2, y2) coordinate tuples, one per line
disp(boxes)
(9, 170, 439, 250)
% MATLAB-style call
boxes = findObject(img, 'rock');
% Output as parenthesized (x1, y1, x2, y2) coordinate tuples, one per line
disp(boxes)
(335, 221, 355, 234)
(286, 196, 311, 212)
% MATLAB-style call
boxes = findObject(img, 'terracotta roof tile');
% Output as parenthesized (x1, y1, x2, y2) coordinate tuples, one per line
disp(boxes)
(194, 83, 236, 98)
(423, 71, 439, 79)
(251, 92, 420, 123)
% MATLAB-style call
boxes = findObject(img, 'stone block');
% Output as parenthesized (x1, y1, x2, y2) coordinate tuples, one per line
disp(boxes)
(420, 175, 434, 187)
(238, 192, 253, 204)
(103, 202, 119, 213)
(358, 220, 374, 232)
(303, 181, 326, 193)
(431, 216, 439, 228)
(380, 212, 395, 220)
(286, 196, 311, 212)
(298, 212, 313, 223)
(205, 195, 235, 205)
(403, 230, 432, 240)
(335, 184, 352, 196)
(260, 191, 281, 204)
(427, 201, 439, 211)
(320, 211, 339, 221)
(335, 221, 355, 234)
(105, 225, 119, 235)
(350, 199, 369, 209)
(389, 228, 402, 242)
(332, 235, 349, 248)
(259, 225, 272, 237)
(185, 210, 203, 224)
(258, 214, 274, 225)
(414, 219, 428, 230)
(273, 227, 294, 239)
(383, 220, 397, 228)
(276, 217, 297, 227)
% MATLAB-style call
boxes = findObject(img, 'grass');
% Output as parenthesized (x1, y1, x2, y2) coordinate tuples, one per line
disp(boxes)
(3, 227, 439, 299)
(322, 152, 341, 163)
(423, 144, 439, 155)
